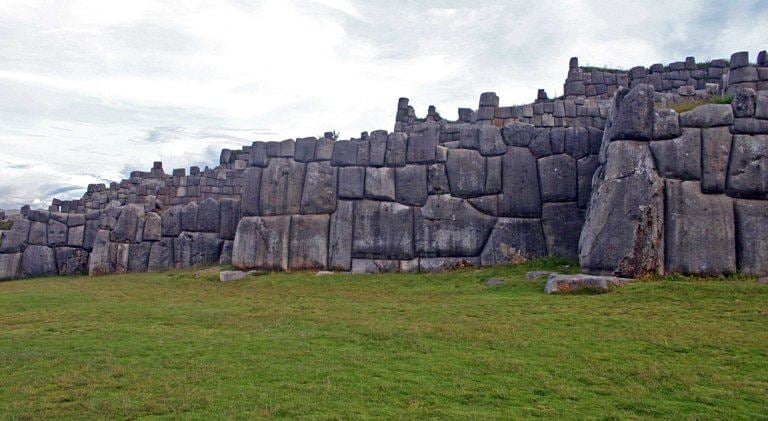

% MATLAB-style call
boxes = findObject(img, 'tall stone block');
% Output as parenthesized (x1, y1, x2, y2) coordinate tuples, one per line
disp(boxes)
(353, 200, 414, 259)
(259, 158, 306, 215)
(301, 161, 337, 214)
(241, 167, 263, 216)
(734, 200, 768, 275)
(726, 134, 768, 199)
(445, 149, 486, 198)
(328, 200, 354, 271)
(364, 167, 396, 201)
(219, 198, 241, 240)
(500, 147, 541, 217)
(537, 154, 577, 202)
(289, 215, 329, 270)
(197, 198, 221, 233)
(665, 180, 736, 275)
(231, 216, 291, 271)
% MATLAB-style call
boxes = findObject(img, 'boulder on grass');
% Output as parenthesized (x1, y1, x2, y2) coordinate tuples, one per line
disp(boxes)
(545, 273, 631, 294)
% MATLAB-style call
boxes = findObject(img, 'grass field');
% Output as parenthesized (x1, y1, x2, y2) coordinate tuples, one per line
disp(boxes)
(1, 260, 766, 419)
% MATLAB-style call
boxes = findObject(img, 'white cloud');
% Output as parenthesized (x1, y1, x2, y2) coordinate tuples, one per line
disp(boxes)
(0, 0, 766, 209)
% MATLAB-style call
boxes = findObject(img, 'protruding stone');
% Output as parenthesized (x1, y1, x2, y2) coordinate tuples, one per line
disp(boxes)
(649, 128, 701, 180)
(232, 216, 291, 271)
(545, 274, 630, 294)
(501, 123, 535, 147)
(605, 84, 655, 141)
(679, 104, 734, 127)
(259, 158, 306, 215)
(220, 270, 246, 282)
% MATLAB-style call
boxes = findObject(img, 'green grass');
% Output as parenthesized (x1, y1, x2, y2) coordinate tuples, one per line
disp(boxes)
(669, 94, 733, 113)
(0, 220, 13, 230)
(1, 259, 766, 419)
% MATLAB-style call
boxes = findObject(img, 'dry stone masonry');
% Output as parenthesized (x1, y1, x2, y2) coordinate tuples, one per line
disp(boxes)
(1, 50, 768, 280)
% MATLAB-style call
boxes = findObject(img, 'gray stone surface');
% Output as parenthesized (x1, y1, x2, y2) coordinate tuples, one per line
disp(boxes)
(294, 137, 317, 163)
(541, 202, 583, 260)
(701, 127, 733, 193)
(260, 158, 306, 215)
(28, 221, 47, 246)
(427, 164, 450, 195)
(479, 218, 547, 266)
(395, 165, 428, 206)
(161, 205, 183, 237)
(0, 253, 21, 280)
(220, 270, 246, 282)
(240, 167, 262, 216)
(385, 132, 407, 167)
(478, 126, 506, 156)
(46, 219, 68, 247)
(368, 130, 388, 166)
(143, 212, 162, 241)
(653, 108, 680, 139)
(180, 202, 199, 232)
(501, 123, 534, 146)
(315, 138, 334, 161)
(419, 257, 479, 272)
(232, 216, 291, 271)
(415, 195, 496, 257)
(538, 154, 577, 202)
(112, 204, 144, 243)
(21, 245, 57, 278)
(679, 104, 734, 127)
(665, 180, 736, 275)
(67, 224, 85, 247)
(528, 129, 552, 158)
(338, 166, 365, 199)
(353, 200, 414, 259)
(0, 219, 29, 253)
(649, 128, 701, 180)
(351, 259, 400, 274)
(219, 199, 240, 240)
(127, 242, 151, 272)
(732, 88, 756, 117)
(197, 198, 220, 233)
(364, 167, 396, 201)
(249, 142, 268, 167)
(726, 134, 768, 198)
(545, 274, 630, 294)
(564, 127, 591, 159)
(328, 200, 353, 271)
(446, 149, 486, 198)
(580, 141, 665, 277)
(605, 84, 655, 141)
(577, 155, 600, 208)
(500, 147, 541, 217)
(406, 123, 438, 163)
(148, 238, 174, 271)
(301, 162, 337, 214)
(734, 200, 768, 275)
(173, 232, 223, 269)
(289, 214, 329, 270)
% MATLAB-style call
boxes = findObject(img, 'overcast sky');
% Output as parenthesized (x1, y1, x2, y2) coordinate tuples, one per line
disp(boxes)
(0, 0, 766, 209)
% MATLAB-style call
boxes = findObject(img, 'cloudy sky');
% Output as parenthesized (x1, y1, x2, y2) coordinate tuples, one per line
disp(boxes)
(0, 0, 766, 209)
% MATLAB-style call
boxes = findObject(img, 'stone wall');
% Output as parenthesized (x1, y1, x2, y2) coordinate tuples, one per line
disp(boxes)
(580, 83, 768, 277)
(2, 49, 768, 281)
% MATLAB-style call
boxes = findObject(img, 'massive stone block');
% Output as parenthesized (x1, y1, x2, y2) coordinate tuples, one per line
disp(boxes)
(338, 166, 365, 199)
(219, 198, 241, 240)
(249, 142, 268, 167)
(260, 158, 306, 215)
(368, 130, 388, 166)
(406, 123, 438, 163)
(502, 122, 534, 146)
(701, 127, 733, 193)
(427, 164, 450, 195)
(54, 247, 89, 276)
(353, 200, 414, 259)
(173, 232, 223, 269)
(88, 230, 113, 276)
(47, 219, 68, 247)
(112, 204, 144, 243)
(665, 180, 736, 275)
(385, 132, 407, 167)
(143, 212, 162, 241)
(289, 215, 329, 270)
(580, 141, 665, 277)
(485, 156, 502, 195)
(541, 202, 583, 260)
(148, 238, 174, 271)
(0, 219, 29, 253)
(577, 155, 600, 208)
(21, 245, 57, 278)
(328, 200, 354, 271)
(161, 205, 183, 237)
(241, 167, 263, 216)
(364, 167, 396, 201)
(478, 125, 506, 156)
(538, 154, 577, 202)
(197, 198, 220, 233)
(301, 161, 337, 214)
(500, 147, 541, 217)
(679, 104, 734, 127)
(180, 202, 199, 232)
(0, 253, 21, 280)
(734, 200, 768, 275)
(445, 149, 486, 198)
(564, 127, 591, 159)
(414, 195, 496, 257)
(479, 218, 547, 266)
(726, 134, 768, 199)
(294, 137, 317, 162)
(231, 216, 291, 271)
(127, 242, 152, 272)
(395, 165, 428, 206)
(605, 84, 655, 141)
(28, 221, 47, 246)
(83, 220, 99, 251)
(649, 128, 701, 180)
(331, 140, 358, 166)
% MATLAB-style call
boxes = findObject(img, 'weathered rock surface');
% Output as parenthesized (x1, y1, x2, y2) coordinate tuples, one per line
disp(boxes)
(545, 273, 631, 294)
(726, 134, 768, 198)
(289, 214, 329, 270)
(479, 218, 547, 266)
(232, 216, 291, 271)
(580, 141, 665, 277)
(21, 245, 57, 278)
(665, 180, 736, 275)
(734, 200, 768, 275)
(415, 195, 496, 257)
(649, 128, 701, 180)
(220, 270, 246, 282)
(353, 200, 414, 259)
(301, 162, 337, 214)
(605, 84, 655, 141)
